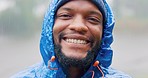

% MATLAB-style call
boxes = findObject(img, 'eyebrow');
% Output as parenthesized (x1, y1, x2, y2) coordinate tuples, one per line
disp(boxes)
(58, 7, 73, 11)
(88, 10, 103, 20)
(57, 7, 103, 19)
(59, 7, 102, 15)
(89, 11, 102, 17)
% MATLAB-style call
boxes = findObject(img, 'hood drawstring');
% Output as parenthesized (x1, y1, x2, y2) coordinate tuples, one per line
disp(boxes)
(48, 57, 104, 78)
(48, 56, 58, 70)
(90, 61, 104, 78)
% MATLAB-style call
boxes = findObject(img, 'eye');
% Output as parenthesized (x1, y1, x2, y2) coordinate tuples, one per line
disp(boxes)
(56, 13, 72, 20)
(87, 17, 102, 25)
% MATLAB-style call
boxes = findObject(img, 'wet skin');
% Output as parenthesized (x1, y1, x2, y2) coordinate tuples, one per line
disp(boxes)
(53, 0, 103, 60)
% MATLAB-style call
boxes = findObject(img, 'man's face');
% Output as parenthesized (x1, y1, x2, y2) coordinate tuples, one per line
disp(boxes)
(53, 0, 103, 64)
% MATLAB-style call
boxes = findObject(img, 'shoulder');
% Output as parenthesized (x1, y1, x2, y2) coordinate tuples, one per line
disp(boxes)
(10, 62, 45, 78)
(103, 67, 132, 78)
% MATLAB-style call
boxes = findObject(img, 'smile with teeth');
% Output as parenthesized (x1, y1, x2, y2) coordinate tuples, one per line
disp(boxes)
(65, 38, 88, 44)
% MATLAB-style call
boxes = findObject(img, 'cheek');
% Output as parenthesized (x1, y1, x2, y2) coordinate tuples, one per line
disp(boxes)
(53, 20, 69, 44)
(53, 21, 61, 44)
(53, 20, 64, 35)
(53, 19, 69, 33)
(53, 26, 58, 44)
(89, 26, 103, 41)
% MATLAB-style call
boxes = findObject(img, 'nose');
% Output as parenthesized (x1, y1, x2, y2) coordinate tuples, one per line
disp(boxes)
(68, 15, 88, 34)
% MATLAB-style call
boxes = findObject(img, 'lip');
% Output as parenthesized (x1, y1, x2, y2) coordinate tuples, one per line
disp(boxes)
(60, 34, 92, 50)
(62, 34, 91, 43)
(61, 39, 91, 50)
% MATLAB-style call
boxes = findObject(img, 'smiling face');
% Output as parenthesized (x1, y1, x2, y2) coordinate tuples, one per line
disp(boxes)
(53, 0, 103, 65)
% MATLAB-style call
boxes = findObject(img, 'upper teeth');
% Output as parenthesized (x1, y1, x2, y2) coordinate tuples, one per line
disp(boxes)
(65, 39, 87, 44)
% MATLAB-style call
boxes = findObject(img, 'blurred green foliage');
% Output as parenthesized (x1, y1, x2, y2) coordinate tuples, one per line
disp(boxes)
(0, 0, 147, 38)
(113, 0, 148, 19)
(112, 0, 148, 34)
(0, 0, 48, 38)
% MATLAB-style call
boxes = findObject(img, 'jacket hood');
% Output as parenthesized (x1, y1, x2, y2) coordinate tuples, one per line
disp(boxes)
(40, 0, 115, 77)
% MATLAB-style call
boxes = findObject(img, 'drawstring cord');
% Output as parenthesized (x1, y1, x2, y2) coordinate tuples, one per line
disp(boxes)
(48, 56, 58, 70)
(48, 57, 104, 78)
(90, 61, 104, 78)
(89, 70, 95, 78)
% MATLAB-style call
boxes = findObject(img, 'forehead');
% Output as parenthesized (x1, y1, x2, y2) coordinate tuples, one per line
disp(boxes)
(61, 0, 97, 9)
(57, 0, 102, 15)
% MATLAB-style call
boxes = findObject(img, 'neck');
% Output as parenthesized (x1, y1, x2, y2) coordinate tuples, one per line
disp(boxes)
(66, 67, 85, 78)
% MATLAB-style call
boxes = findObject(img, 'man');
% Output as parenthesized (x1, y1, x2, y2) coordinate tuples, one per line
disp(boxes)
(11, 0, 131, 78)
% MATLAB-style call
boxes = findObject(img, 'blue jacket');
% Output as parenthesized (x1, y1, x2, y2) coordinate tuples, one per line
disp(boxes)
(11, 0, 132, 78)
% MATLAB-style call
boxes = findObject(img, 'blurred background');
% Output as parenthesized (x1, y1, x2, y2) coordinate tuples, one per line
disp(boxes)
(0, 0, 148, 78)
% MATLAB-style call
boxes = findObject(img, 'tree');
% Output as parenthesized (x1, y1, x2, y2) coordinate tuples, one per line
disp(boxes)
(0, 0, 49, 38)
(113, 0, 148, 19)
